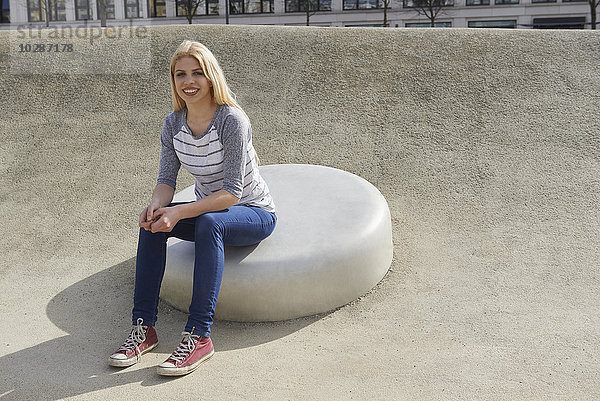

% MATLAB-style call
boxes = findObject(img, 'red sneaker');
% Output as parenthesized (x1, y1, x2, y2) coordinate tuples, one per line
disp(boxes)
(109, 318, 159, 367)
(156, 332, 214, 376)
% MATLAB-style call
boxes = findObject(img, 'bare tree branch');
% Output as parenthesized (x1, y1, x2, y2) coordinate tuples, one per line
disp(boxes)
(306, 0, 319, 26)
(589, 0, 600, 29)
(382, 0, 391, 27)
(406, 0, 452, 27)
(98, 0, 107, 27)
(39, 0, 50, 27)
(180, 0, 204, 24)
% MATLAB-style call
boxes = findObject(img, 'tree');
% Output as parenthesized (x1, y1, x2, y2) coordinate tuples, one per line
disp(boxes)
(408, 0, 452, 27)
(305, 0, 318, 26)
(590, 0, 600, 29)
(382, 0, 391, 27)
(97, 0, 107, 27)
(179, 0, 204, 24)
(39, 0, 52, 27)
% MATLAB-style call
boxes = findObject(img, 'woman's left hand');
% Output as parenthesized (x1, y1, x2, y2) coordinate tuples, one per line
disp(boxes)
(150, 206, 181, 233)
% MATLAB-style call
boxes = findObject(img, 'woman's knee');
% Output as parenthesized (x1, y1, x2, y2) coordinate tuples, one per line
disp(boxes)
(138, 226, 167, 244)
(194, 213, 223, 239)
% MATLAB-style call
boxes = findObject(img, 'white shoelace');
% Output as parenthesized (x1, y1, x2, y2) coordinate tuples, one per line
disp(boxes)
(168, 331, 200, 363)
(117, 318, 147, 360)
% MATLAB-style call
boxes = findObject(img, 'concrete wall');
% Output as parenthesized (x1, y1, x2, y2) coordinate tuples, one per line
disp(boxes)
(1, 25, 600, 399)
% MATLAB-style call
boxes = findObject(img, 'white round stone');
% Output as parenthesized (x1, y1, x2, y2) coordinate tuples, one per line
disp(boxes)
(159, 164, 393, 322)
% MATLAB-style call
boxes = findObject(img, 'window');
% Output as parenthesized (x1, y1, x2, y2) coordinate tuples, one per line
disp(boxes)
(344, 0, 384, 10)
(75, 0, 91, 19)
(1, 0, 10, 23)
(285, 0, 331, 12)
(532, 17, 585, 29)
(29, 0, 67, 22)
(125, 0, 141, 18)
(345, 23, 385, 26)
(403, 0, 453, 8)
(494, 0, 518, 4)
(148, 0, 166, 16)
(231, 0, 274, 14)
(466, 0, 489, 5)
(97, 0, 115, 19)
(177, 0, 219, 16)
(468, 20, 516, 28)
(27, 0, 42, 21)
(405, 21, 452, 27)
(50, 0, 67, 20)
(531, 0, 556, 2)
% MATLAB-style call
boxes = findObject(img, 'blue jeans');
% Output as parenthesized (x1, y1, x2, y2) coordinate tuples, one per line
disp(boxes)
(132, 204, 277, 337)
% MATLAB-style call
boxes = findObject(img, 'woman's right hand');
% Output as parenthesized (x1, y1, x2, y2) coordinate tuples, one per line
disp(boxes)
(138, 184, 176, 230)
(139, 203, 161, 230)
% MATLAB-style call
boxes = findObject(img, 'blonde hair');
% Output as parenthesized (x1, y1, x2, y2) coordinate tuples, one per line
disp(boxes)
(169, 40, 247, 120)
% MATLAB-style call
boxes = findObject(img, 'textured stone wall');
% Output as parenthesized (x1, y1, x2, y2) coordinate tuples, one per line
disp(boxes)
(1, 25, 600, 398)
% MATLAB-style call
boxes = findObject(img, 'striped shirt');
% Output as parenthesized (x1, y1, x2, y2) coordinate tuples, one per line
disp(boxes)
(157, 105, 275, 213)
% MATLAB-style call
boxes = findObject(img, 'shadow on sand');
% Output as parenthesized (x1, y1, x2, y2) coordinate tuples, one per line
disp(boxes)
(0, 257, 324, 400)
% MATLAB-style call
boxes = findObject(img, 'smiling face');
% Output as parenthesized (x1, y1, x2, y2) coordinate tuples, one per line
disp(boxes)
(173, 55, 213, 107)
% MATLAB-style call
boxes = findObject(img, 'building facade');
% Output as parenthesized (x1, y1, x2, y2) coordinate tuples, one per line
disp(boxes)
(1, 0, 594, 29)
